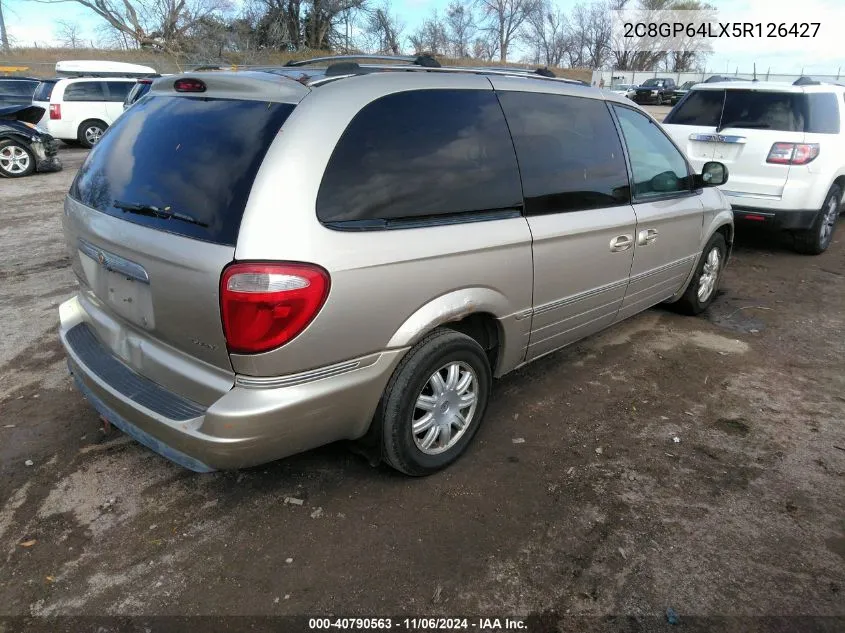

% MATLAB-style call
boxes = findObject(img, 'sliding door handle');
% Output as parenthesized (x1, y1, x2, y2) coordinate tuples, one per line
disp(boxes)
(637, 228, 659, 246)
(610, 234, 634, 252)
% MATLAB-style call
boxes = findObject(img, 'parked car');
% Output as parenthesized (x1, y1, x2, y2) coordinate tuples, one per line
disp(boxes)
(663, 79, 845, 254)
(32, 76, 136, 148)
(123, 75, 163, 110)
(0, 77, 40, 107)
(671, 81, 698, 104)
(0, 105, 62, 178)
(632, 78, 677, 105)
(609, 83, 636, 99)
(59, 60, 732, 476)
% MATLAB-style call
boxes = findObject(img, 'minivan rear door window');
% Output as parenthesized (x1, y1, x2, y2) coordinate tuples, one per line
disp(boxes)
(70, 96, 295, 246)
(316, 89, 523, 228)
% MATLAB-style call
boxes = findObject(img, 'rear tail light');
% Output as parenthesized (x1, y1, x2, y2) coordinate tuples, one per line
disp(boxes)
(49, 104, 61, 120)
(220, 263, 330, 354)
(766, 142, 819, 165)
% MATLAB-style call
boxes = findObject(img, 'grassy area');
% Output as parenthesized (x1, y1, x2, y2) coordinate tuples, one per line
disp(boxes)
(0, 47, 593, 83)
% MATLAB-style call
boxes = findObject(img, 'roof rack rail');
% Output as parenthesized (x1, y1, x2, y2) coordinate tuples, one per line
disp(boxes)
(793, 76, 819, 85)
(285, 54, 441, 68)
(306, 63, 592, 87)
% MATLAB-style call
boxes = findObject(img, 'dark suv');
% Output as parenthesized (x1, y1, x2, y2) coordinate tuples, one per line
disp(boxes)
(632, 78, 676, 105)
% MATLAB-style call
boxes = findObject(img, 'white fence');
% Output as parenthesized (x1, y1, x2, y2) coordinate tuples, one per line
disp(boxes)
(590, 69, 844, 88)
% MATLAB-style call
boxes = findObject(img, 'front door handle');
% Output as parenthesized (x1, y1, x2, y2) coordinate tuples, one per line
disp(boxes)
(610, 234, 634, 252)
(637, 228, 659, 246)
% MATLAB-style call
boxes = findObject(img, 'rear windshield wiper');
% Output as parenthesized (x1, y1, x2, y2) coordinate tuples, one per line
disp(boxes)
(113, 200, 209, 228)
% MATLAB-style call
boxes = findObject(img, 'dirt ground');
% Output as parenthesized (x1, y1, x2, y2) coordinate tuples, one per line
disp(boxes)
(0, 131, 843, 633)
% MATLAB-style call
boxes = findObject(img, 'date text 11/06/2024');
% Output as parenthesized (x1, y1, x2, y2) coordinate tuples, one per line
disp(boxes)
(308, 617, 527, 630)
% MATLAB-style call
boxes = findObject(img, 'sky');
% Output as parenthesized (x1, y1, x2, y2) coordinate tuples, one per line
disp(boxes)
(4, 0, 845, 75)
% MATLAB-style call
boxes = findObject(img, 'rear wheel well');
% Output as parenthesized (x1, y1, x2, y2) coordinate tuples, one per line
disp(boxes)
(832, 176, 845, 206)
(441, 313, 501, 373)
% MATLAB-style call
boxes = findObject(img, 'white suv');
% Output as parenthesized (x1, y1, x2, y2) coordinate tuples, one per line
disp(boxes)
(32, 77, 135, 148)
(663, 79, 845, 254)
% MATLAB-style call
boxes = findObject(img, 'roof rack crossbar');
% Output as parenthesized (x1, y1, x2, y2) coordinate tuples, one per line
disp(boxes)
(286, 54, 423, 68)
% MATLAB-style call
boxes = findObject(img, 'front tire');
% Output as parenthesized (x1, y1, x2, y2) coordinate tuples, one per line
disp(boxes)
(793, 185, 841, 255)
(675, 233, 727, 315)
(656, 94, 664, 105)
(77, 120, 107, 148)
(378, 328, 492, 476)
(0, 140, 35, 178)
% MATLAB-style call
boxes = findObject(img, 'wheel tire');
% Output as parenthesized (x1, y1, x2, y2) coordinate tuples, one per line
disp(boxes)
(77, 120, 107, 148)
(675, 232, 727, 315)
(0, 139, 36, 178)
(378, 328, 492, 476)
(793, 185, 841, 255)
(656, 94, 664, 105)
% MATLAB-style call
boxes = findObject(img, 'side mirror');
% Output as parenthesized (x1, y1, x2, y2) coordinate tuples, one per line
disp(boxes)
(696, 161, 728, 188)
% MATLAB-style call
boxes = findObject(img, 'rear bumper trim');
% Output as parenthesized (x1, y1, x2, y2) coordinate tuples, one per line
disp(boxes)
(65, 323, 205, 421)
(69, 363, 215, 473)
(731, 206, 818, 230)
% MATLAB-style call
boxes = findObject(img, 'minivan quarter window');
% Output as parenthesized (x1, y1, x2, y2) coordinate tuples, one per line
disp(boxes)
(497, 91, 630, 214)
(613, 105, 691, 200)
(317, 89, 523, 228)
(64, 81, 106, 102)
(105, 81, 134, 102)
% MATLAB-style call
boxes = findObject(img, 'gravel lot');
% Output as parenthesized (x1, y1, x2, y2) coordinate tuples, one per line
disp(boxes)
(1, 123, 844, 631)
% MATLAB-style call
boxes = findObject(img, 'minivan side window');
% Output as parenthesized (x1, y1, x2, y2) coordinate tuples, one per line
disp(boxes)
(105, 81, 133, 102)
(317, 89, 523, 227)
(497, 91, 630, 214)
(613, 105, 691, 200)
(64, 81, 106, 102)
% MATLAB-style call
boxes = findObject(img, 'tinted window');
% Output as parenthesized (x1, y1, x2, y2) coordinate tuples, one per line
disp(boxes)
(664, 90, 724, 126)
(105, 81, 133, 102)
(33, 81, 56, 102)
(805, 93, 839, 133)
(498, 92, 629, 214)
(613, 106, 691, 200)
(125, 82, 152, 106)
(641, 79, 663, 87)
(317, 90, 522, 226)
(70, 97, 295, 246)
(720, 90, 805, 132)
(0, 80, 38, 97)
(64, 81, 106, 102)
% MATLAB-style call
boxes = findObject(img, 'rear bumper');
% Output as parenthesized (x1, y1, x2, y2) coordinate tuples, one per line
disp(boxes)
(731, 206, 818, 230)
(60, 296, 406, 470)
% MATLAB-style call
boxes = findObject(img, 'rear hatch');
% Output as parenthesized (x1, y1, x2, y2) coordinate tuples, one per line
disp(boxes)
(665, 86, 837, 198)
(63, 73, 306, 394)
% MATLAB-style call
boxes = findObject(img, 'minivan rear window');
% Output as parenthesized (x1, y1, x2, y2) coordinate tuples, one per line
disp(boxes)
(33, 81, 56, 102)
(70, 96, 295, 246)
(665, 89, 840, 133)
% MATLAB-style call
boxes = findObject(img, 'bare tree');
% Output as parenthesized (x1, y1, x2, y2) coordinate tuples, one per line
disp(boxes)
(0, 0, 10, 53)
(444, 1, 475, 59)
(55, 19, 84, 48)
(477, 0, 537, 62)
(363, 1, 403, 54)
(472, 35, 496, 60)
(524, 0, 570, 67)
(566, 1, 613, 68)
(408, 8, 447, 56)
(33, 0, 236, 52)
